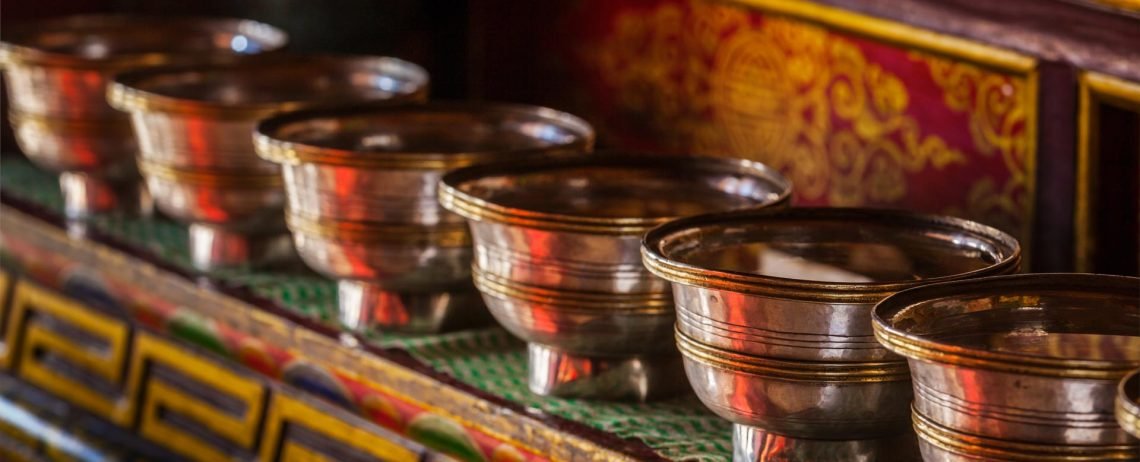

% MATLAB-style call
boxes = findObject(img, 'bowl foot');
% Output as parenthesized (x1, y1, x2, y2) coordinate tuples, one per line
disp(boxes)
(733, 424, 921, 462)
(188, 224, 295, 272)
(338, 280, 491, 335)
(59, 172, 152, 219)
(527, 343, 687, 402)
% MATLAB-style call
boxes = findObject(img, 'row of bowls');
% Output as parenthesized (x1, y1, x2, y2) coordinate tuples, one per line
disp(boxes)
(4, 15, 1139, 462)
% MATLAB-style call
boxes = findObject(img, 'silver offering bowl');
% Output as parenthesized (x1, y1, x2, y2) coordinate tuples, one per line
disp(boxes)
(1119, 369, 1140, 440)
(676, 327, 913, 439)
(642, 207, 1021, 363)
(0, 15, 287, 218)
(875, 273, 1140, 447)
(254, 103, 595, 333)
(440, 152, 792, 400)
(734, 424, 921, 461)
(108, 54, 429, 271)
(913, 407, 1139, 461)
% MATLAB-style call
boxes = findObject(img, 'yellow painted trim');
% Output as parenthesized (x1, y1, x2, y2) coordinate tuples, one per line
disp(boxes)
(722, 0, 1036, 73)
(1023, 71, 1041, 271)
(128, 333, 267, 461)
(0, 270, 12, 369)
(10, 281, 132, 425)
(259, 393, 420, 462)
(1075, 72, 1140, 272)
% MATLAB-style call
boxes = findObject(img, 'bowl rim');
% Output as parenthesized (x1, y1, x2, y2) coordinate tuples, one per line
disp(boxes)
(0, 14, 287, 69)
(253, 101, 595, 169)
(641, 207, 1021, 303)
(439, 151, 793, 236)
(872, 273, 1140, 379)
(107, 54, 428, 119)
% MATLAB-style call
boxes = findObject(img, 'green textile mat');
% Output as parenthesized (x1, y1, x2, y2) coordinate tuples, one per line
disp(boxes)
(0, 156, 732, 461)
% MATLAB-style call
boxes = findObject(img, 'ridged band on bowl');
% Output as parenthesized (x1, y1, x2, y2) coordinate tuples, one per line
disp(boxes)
(285, 212, 471, 246)
(0, 15, 287, 69)
(913, 408, 1139, 461)
(675, 328, 909, 382)
(674, 305, 888, 358)
(642, 207, 1021, 304)
(137, 159, 282, 188)
(254, 102, 595, 169)
(472, 266, 672, 314)
(108, 55, 428, 120)
(873, 273, 1140, 380)
(440, 153, 793, 236)
(1117, 369, 1140, 439)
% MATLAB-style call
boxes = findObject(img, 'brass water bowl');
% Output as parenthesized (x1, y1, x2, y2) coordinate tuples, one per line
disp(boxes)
(440, 152, 791, 400)
(254, 102, 594, 333)
(0, 15, 287, 218)
(875, 273, 1140, 447)
(108, 54, 429, 271)
(642, 207, 1021, 363)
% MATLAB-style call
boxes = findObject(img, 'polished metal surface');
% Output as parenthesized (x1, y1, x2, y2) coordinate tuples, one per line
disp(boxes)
(255, 103, 592, 333)
(288, 220, 472, 289)
(109, 54, 429, 271)
(188, 224, 295, 271)
(441, 152, 791, 400)
(1119, 369, 1140, 440)
(338, 281, 491, 334)
(913, 407, 1140, 461)
(6, 110, 137, 174)
(733, 425, 920, 462)
(139, 160, 284, 231)
(677, 328, 912, 439)
(58, 172, 153, 219)
(474, 266, 675, 356)
(0, 15, 286, 217)
(527, 343, 689, 401)
(642, 207, 1021, 362)
(875, 273, 1140, 446)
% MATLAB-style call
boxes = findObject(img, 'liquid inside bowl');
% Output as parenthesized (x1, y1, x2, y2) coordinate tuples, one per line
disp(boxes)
(135, 68, 417, 105)
(460, 165, 781, 219)
(273, 113, 575, 154)
(922, 306, 1140, 362)
(671, 221, 1003, 284)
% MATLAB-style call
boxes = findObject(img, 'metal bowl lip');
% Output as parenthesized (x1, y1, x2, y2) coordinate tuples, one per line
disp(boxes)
(472, 265, 673, 313)
(675, 328, 910, 382)
(873, 273, 1140, 379)
(913, 407, 1139, 461)
(107, 53, 429, 119)
(0, 14, 287, 69)
(641, 207, 1021, 303)
(440, 152, 793, 236)
(285, 211, 471, 246)
(1119, 369, 1140, 438)
(254, 101, 596, 169)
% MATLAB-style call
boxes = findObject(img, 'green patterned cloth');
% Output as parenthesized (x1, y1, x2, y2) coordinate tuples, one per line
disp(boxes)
(0, 157, 732, 460)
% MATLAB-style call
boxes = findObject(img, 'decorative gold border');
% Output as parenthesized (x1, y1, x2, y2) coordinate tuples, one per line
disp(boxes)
(722, 0, 1040, 266)
(7, 281, 132, 426)
(722, 0, 1035, 73)
(1075, 72, 1140, 272)
(127, 332, 267, 461)
(259, 391, 421, 462)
